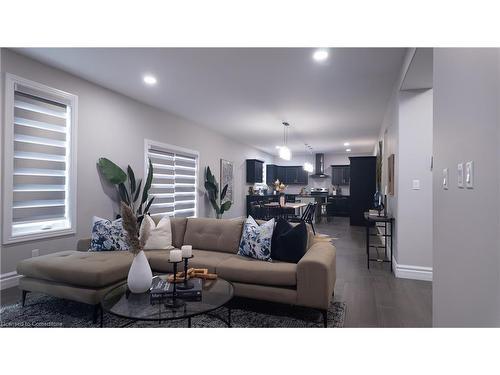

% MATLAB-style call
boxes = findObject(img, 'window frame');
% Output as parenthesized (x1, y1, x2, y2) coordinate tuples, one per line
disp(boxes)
(2, 73, 78, 244)
(144, 139, 199, 218)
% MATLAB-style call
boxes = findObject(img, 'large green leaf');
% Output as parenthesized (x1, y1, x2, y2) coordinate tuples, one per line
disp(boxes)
(220, 184, 228, 201)
(133, 179, 142, 203)
(118, 183, 130, 204)
(141, 158, 154, 205)
(98, 158, 127, 184)
(209, 198, 220, 215)
(144, 197, 155, 214)
(220, 200, 231, 214)
(206, 166, 216, 185)
(127, 165, 136, 195)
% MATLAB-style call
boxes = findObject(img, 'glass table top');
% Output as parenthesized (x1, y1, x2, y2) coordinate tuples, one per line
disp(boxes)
(101, 275, 234, 322)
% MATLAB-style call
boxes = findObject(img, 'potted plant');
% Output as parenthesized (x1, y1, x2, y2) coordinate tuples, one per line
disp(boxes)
(97, 157, 155, 218)
(204, 166, 231, 219)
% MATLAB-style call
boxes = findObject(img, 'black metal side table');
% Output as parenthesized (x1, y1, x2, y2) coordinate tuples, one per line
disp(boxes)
(364, 212, 394, 272)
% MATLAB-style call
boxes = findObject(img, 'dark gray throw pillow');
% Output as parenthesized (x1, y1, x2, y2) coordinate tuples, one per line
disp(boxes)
(271, 218, 308, 263)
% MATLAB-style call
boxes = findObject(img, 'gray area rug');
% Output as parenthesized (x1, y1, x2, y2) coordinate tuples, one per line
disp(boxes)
(0, 293, 345, 328)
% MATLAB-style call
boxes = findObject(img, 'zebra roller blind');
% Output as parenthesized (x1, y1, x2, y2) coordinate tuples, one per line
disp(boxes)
(3, 75, 77, 243)
(146, 141, 198, 218)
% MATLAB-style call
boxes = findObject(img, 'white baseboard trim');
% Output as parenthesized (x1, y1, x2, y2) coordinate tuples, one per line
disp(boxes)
(392, 256, 433, 281)
(1, 271, 21, 290)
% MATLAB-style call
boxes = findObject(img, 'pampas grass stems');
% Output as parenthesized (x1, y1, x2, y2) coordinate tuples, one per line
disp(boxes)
(121, 202, 142, 256)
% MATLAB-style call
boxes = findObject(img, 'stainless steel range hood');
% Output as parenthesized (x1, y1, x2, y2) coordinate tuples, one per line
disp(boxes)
(310, 153, 329, 178)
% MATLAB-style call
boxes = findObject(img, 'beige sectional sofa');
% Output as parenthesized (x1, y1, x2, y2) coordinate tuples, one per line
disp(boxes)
(16, 217, 336, 326)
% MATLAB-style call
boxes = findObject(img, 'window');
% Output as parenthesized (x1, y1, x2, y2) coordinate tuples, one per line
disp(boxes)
(145, 140, 198, 218)
(2, 74, 77, 244)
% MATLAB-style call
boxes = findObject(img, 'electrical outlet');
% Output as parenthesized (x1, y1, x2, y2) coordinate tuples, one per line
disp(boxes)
(412, 179, 421, 190)
(32, 249, 40, 257)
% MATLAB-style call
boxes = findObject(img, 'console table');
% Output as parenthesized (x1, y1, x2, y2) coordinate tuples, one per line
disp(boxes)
(364, 212, 394, 272)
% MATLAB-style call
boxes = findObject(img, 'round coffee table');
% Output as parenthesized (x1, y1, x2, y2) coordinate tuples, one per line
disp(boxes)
(100, 276, 234, 327)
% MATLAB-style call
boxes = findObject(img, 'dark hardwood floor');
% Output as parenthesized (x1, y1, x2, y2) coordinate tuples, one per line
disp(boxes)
(316, 217, 432, 327)
(2, 217, 432, 327)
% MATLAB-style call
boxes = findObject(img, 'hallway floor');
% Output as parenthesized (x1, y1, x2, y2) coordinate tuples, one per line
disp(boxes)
(316, 217, 432, 327)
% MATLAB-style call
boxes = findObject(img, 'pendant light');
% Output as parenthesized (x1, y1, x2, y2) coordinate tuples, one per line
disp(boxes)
(303, 144, 313, 172)
(277, 121, 292, 161)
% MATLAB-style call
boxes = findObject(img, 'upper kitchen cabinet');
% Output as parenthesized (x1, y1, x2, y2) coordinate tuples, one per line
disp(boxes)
(331, 165, 350, 185)
(266, 164, 277, 185)
(246, 159, 263, 183)
(265, 164, 308, 185)
(277, 166, 286, 183)
(285, 166, 299, 184)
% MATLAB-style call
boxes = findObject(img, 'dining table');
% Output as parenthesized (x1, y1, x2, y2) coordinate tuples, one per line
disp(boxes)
(263, 202, 308, 219)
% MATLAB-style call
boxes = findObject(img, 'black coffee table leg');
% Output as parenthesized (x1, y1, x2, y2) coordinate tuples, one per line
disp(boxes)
(228, 306, 232, 328)
(100, 305, 103, 328)
(188, 317, 191, 328)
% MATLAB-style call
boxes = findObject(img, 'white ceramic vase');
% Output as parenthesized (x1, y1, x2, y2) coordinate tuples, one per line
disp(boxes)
(127, 250, 153, 293)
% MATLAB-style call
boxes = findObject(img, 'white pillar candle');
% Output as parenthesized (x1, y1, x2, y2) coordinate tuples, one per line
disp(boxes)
(181, 245, 192, 258)
(384, 185, 388, 196)
(169, 249, 182, 262)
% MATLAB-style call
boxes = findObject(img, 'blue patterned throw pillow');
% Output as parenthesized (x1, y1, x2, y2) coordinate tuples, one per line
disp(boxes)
(89, 216, 129, 251)
(238, 216, 275, 261)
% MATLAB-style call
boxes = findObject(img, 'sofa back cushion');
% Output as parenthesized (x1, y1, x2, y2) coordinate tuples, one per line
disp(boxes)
(152, 217, 187, 248)
(183, 218, 244, 253)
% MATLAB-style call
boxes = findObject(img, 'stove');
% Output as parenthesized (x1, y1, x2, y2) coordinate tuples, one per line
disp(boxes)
(310, 188, 329, 195)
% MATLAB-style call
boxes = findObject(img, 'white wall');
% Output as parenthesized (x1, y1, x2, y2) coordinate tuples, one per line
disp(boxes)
(397, 89, 433, 271)
(0, 49, 273, 276)
(375, 49, 434, 280)
(433, 48, 500, 327)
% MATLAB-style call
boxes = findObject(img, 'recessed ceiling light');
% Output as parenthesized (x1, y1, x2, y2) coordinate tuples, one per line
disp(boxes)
(346, 148, 351, 152)
(313, 49, 329, 62)
(143, 75, 157, 85)
(344, 142, 350, 146)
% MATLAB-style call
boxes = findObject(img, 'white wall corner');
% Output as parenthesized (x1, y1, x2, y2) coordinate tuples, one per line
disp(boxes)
(0, 271, 21, 290)
(392, 256, 433, 281)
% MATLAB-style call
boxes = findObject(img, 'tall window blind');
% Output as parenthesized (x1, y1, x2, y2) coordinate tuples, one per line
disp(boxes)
(146, 141, 198, 218)
(3, 75, 77, 243)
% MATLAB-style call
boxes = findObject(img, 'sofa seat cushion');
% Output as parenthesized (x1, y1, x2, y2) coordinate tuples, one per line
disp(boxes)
(16, 250, 133, 288)
(147, 249, 233, 273)
(217, 255, 297, 287)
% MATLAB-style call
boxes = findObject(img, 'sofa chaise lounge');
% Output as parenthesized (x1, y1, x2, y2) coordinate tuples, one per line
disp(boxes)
(16, 217, 336, 326)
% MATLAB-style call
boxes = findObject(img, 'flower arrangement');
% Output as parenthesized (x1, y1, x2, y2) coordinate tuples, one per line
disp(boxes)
(273, 179, 286, 193)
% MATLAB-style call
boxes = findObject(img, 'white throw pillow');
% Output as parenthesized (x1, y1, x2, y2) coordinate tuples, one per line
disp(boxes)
(140, 215, 174, 250)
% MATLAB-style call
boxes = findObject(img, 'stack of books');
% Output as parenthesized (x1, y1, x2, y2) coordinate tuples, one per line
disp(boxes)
(150, 276, 203, 304)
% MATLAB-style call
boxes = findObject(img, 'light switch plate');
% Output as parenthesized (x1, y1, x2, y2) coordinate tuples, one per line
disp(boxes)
(412, 179, 421, 190)
(465, 161, 474, 188)
(443, 168, 449, 190)
(457, 163, 464, 188)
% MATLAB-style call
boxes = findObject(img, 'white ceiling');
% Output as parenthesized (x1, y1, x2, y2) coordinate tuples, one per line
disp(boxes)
(16, 48, 406, 156)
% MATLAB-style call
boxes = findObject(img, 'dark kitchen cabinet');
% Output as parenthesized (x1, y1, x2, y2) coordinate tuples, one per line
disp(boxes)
(349, 156, 376, 226)
(266, 164, 277, 185)
(297, 167, 308, 184)
(246, 159, 263, 183)
(331, 165, 350, 185)
(277, 166, 286, 183)
(327, 195, 350, 217)
(266, 164, 308, 185)
(285, 166, 298, 184)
